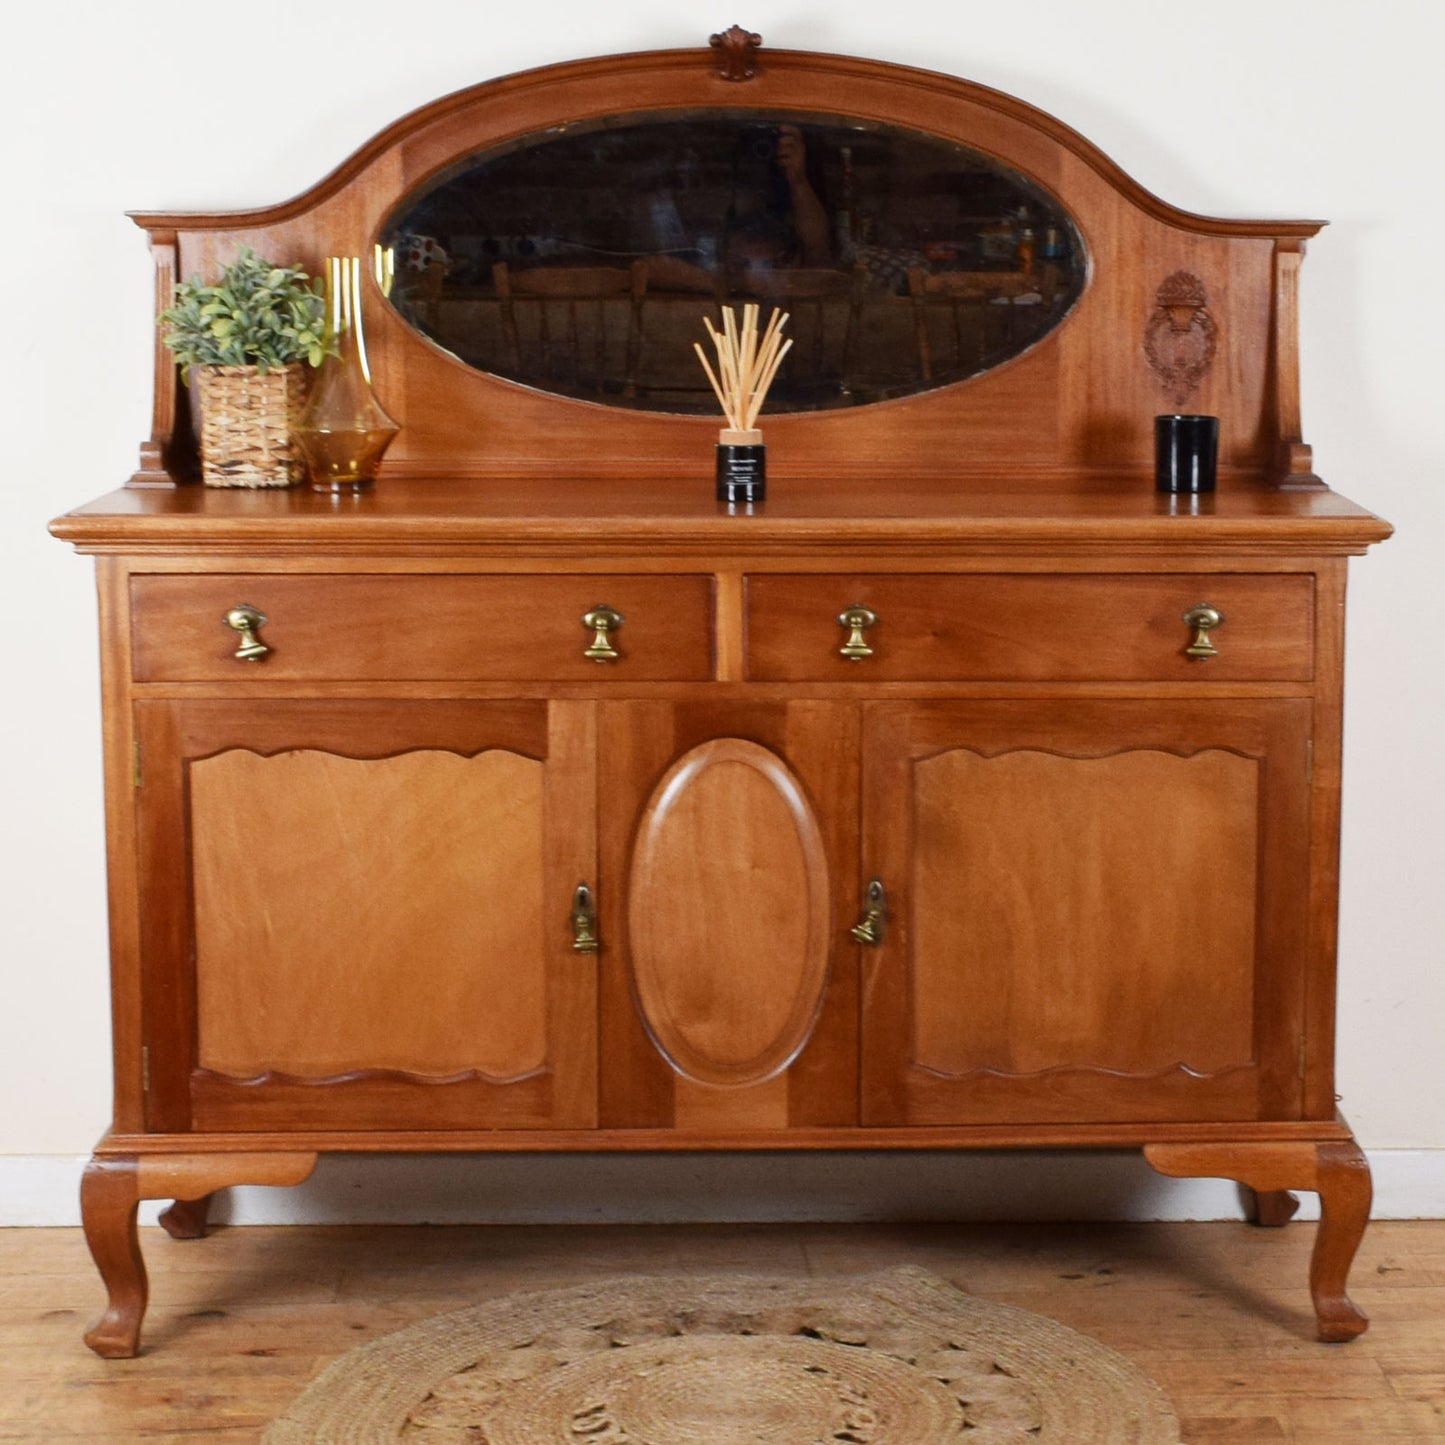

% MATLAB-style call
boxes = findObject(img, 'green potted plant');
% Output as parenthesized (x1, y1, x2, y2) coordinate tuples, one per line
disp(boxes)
(160, 247, 330, 487)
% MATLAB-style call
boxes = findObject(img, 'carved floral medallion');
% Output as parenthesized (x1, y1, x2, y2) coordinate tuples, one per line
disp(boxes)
(1144, 270, 1218, 405)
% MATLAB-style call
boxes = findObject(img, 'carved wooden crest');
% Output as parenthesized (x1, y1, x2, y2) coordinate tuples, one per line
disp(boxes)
(1144, 270, 1218, 406)
(710, 24, 763, 81)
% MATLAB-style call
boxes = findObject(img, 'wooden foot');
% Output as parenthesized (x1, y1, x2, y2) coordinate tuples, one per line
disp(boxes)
(1242, 1186, 1301, 1228)
(158, 1193, 214, 1239)
(1311, 1141, 1373, 1342)
(81, 1156, 147, 1358)
(1144, 1138, 1372, 1342)
(80, 1149, 317, 1358)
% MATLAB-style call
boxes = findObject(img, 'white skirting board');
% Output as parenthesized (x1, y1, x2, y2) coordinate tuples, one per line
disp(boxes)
(3, 1149, 1442, 1227)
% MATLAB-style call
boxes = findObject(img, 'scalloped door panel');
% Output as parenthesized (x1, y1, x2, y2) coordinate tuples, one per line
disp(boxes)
(859, 700, 1312, 1126)
(191, 748, 547, 1080)
(908, 748, 1258, 1079)
(134, 699, 597, 1133)
(627, 739, 832, 1090)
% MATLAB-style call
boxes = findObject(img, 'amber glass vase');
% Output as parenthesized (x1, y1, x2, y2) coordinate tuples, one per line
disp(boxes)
(296, 256, 399, 492)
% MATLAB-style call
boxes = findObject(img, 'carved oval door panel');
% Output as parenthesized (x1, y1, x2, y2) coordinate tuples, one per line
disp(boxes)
(628, 738, 831, 1087)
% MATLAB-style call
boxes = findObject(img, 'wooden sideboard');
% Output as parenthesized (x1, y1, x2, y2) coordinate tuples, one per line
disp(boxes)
(52, 33, 1391, 1357)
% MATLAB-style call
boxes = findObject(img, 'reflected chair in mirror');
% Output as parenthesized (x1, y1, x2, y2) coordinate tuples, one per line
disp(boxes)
(716, 266, 867, 405)
(906, 264, 1063, 381)
(492, 261, 649, 398)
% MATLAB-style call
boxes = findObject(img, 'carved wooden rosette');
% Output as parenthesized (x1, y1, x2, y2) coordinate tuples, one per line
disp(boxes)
(710, 24, 763, 81)
(1144, 270, 1218, 406)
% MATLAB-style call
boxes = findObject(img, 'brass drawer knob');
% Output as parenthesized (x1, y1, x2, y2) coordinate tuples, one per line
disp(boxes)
(838, 605, 878, 660)
(1183, 603, 1224, 659)
(223, 604, 270, 662)
(851, 878, 888, 945)
(571, 882, 600, 953)
(582, 605, 624, 662)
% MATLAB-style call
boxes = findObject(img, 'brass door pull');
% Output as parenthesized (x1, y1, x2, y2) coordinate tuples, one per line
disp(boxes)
(851, 878, 888, 945)
(571, 882, 600, 953)
(223, 605, 270, 662)
(838, 605, 878, 660)
(1183, 603, 1224, 659)
(582, 606, 624, 661)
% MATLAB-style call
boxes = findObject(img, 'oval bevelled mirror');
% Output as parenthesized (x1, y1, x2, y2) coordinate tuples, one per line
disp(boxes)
(378, 109, 1087, 412)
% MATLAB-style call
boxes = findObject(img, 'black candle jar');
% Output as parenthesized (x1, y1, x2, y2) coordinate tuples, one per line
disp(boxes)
(1155, 414, 1219, 493)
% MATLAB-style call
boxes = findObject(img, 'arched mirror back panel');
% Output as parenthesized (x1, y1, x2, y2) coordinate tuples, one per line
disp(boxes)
(379, 111, 1088, 412)
(129, 39, 1321, 486)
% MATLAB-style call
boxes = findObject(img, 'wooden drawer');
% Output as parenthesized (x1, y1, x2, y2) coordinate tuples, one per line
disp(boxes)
(131, 574, 714, 681)
(745, 574, 1313, 682)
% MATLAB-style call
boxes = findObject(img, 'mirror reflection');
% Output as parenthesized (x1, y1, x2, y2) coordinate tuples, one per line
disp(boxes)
(379, 110, 1087, 412)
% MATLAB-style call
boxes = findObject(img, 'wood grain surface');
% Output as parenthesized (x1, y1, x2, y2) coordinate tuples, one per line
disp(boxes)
(53, 475, 1391, 557)
(907, 747, 1259, 1077)
(6, 1220, 1441, 1440)
(745, 572, 1314, 681)
(135, 699, 598, 1135)
(627, 738, 831, 1088)
(130, 573, 715, 681)
(191, 747, 549, 1079)
(860, 699, 1312, 1128)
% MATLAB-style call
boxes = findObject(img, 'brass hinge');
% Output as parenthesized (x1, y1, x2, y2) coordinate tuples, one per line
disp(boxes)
(133, 739, 141, 788)
(141, 1045, 151, 1093)
(1306, 738, 1313, 780)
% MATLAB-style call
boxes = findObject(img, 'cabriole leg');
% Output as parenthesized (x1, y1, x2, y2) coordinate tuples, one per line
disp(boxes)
(1144, 1137, 1372, 1342)
(1242, 1187, 1301, 1228)
(1310, 1141, 1372, 1342)
(80, 1149, 318, 1358)
(158, 1193, 214, 1239)
(80, 1155, 147, 1358)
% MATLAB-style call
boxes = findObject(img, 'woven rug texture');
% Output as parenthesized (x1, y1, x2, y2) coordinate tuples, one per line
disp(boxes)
(264, 1265, 1182, 1444)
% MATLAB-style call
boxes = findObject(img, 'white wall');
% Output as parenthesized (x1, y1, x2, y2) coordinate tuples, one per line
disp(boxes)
(2, 0, 1440, 1222)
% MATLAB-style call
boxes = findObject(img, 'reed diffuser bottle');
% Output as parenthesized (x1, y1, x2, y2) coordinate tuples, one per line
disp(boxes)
(296, 256, 399, 492)
(695, 304, 791, 504)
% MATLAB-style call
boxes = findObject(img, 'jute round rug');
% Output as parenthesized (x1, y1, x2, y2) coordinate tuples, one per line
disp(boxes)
(264, 1266, 1181, 1444)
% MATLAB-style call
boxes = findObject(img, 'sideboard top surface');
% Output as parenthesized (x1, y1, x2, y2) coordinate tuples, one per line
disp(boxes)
(52, 475, 1391, 557)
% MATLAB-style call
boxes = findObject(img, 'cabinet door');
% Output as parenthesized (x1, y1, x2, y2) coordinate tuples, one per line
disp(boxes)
(860, 701, 1311, 1126)
(599, 701, 858, 1133)
(135, 699, 596, 1132)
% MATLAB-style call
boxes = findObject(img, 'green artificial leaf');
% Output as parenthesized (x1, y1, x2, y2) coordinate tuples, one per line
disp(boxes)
(158, 246, 335, 371)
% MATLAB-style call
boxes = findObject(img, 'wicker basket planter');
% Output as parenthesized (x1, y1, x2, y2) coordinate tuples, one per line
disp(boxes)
(194, 364, 306, 487)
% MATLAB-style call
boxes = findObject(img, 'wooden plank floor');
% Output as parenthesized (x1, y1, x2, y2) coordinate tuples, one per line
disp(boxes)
(0, 1219, 1441, 1442)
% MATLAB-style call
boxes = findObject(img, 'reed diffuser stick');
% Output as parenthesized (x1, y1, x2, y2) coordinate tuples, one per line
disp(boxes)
(692, 341, 730, 418)
(695, 304, 791, 439)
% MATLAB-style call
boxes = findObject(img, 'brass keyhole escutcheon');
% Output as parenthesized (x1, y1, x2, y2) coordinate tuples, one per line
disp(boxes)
(851, 878, 888, 945)
(1183, 603, 1224, 659)
(571, 882, 600, 953)
(582, 605, 624, 661)
(224, 604, 270, 661)
(838, 605, 878, 660)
